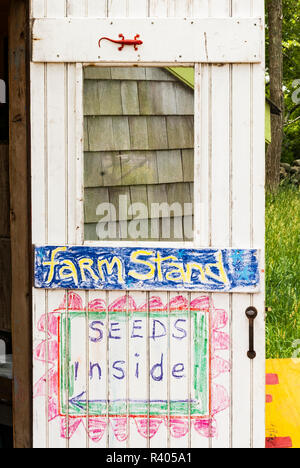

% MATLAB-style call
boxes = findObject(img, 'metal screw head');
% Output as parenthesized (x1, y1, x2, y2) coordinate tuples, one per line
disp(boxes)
(247, 350, 257, 359)
(245, 307, 258, 320)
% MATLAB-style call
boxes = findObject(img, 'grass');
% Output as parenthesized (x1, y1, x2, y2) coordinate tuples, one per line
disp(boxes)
(266, 185, 300, 358)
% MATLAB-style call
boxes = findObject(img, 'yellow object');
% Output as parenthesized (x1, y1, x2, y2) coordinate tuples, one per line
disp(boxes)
(166, 67, 272, 144)
(266, 359, 300, 448)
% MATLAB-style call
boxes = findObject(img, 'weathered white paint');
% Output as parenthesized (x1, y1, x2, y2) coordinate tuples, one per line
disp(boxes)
(209, 0, 231, 450)
(32, 17, 262, 64)
(31, 0, 266, 449)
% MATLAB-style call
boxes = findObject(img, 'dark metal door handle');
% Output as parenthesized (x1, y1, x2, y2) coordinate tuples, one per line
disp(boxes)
(245, 307, 258, 359)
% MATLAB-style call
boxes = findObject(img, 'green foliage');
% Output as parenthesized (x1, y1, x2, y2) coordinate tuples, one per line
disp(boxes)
(266, 0, 300, 164)
(266, 186, 300, 358)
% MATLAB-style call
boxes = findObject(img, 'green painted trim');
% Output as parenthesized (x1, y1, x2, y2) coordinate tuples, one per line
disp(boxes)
(166, 67, 271, 143)
(265, 101, 271, 144)
(166, 67, 195, 89)
(60, 310, 209, 417)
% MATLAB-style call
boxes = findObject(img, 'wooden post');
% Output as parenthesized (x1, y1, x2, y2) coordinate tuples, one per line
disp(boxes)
(9, 0, 32, 448)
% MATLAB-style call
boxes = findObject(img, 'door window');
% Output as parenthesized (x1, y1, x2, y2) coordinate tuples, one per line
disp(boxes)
(83, 66, 194, 242)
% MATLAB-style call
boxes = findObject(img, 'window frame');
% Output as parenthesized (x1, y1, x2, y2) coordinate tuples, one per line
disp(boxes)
(78, 63, 203, 249)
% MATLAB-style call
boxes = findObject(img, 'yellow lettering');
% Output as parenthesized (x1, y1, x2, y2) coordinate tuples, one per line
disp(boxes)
(78, 258, 98, 282)
(128, 251, 155, 281)
(98, 257, 125, 284)
(205, 251, 229, 285)
(152, 252, 178, 281)
(59, 260, 78, 285)
(43, 247, 67, 283)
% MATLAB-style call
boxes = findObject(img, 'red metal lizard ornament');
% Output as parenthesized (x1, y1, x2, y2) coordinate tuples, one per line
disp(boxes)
(99, 34, 143, 51)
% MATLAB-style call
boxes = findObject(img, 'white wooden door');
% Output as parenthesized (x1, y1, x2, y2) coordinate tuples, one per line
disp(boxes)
(31, 0, 265, 449)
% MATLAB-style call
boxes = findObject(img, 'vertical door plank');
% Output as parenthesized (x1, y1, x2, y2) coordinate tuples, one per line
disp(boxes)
(87, 0, 107, 17)
(44, 0, 68, 449)
(68, 291, 88, 449)
(32, 290, 47, 448)
(31, 64, 46, 244)
(86, 290, 108, 448)
(171, 0, 192, 17)
(46, 0, 66, 17)
(209, 0, 231, 449)
(66, 5, 87, 446)
(167, 0, 177, 17)
(190, 292, 210, 448)
(128, 0, 149, 17)
(30, 1, 47, 449)
(169, 291, 190, 448)
(149, 0, 168, 17)
(192, 0, 209, 17)
(107, 0, 127, 17)
(31, 58, 47, 448)
(231, 69, 252, 449)
(149, 291, 168, 449)
(62, 7, 84, 247)
(46, 64, 67, 244)
(192, 0, 211, 445)
(231, 0, 252, 450)
(106, 290, 128, 448)
(66, 0, 85, 16)
(46, 290, 67, 449)
(31, 0, 45, 17)
(128, 291, 148, 448)
(194, 63, 210, 248)
(66, 63, 78, 244)
(75, 64, 85, 245)
(251, 0, 266, 450)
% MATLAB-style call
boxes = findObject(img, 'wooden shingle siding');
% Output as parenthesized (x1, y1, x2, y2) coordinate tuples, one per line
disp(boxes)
(138, 81, 178, 115)
(182, 149, 194, 182)
(121, 151, 158, 186)
(84, 66, 194, 240)
(157, 150, 182, 183)
(85, 182, 192, 224)
(84, 80, 193, 116)
(85, 115, 194, 151)
(121, 81, 140, 115)
(166, 115, 194, 148)
(84, 67, 177, 82)
(128, 116, 148, 150)
(147, 116, 169, 150)
(85, 149, 194, 188)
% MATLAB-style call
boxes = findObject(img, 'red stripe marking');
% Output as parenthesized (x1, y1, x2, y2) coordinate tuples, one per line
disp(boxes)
(266, 373, 279, 385)
(266, 437, 293, 449)
(266, 394, 273, 403)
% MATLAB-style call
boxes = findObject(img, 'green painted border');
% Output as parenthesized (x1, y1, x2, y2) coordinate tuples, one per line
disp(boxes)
(59, 310, 209, 417)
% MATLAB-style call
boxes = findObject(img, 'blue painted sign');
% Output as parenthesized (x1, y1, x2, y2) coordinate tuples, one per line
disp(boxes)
(34, 246, 260, 292)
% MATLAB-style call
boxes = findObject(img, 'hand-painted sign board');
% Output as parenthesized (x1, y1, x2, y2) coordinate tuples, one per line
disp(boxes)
(34, 292, 230, 442)
(34, 246, 260, 292)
